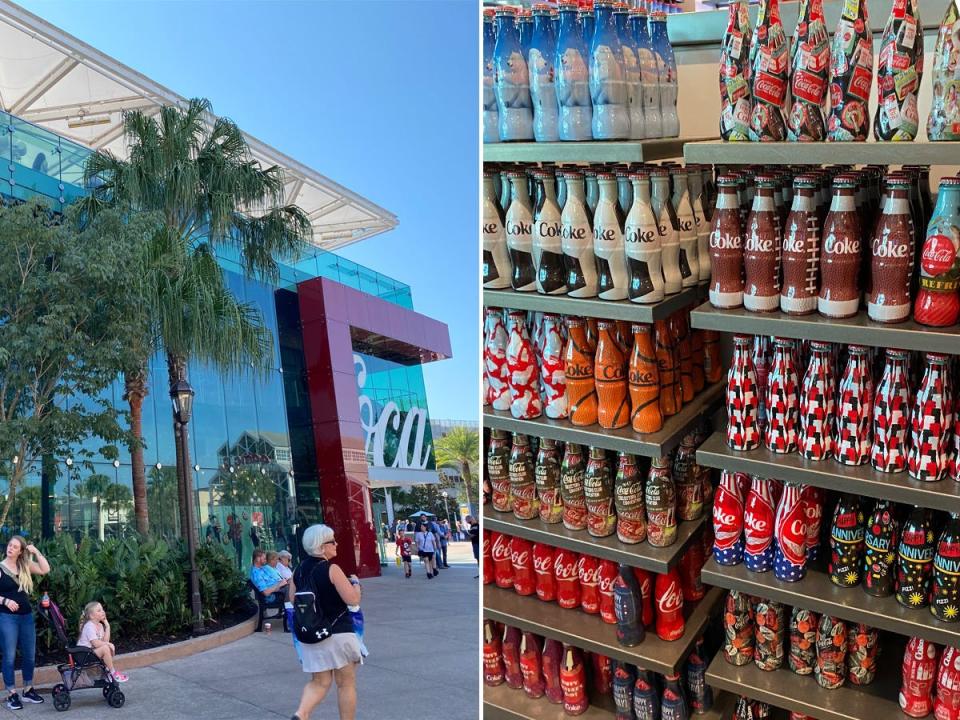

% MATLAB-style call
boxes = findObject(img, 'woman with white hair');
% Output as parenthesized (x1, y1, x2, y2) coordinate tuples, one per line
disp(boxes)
(290, 524, 362, 720)
(276, 550, 294, 581)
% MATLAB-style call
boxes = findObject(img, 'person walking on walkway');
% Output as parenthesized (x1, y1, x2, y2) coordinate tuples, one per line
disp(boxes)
(468, 516, 479, 579)
(415, 522, 438, 578)
(438, 520, 451, 568)
(290, 524, 362, 720)
(0, 536, 49, 709)
(395, 530, 414, 578)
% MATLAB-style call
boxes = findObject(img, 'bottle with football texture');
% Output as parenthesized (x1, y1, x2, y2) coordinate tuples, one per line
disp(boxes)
(727, 334, 760, 451)
(645, 456, 677, 547)
(826, 0, 872, 141)
(615, 453, 647, 544)
(540, 314, 568, 419)
(595, 173, 630, 300)
(708, 174, 744, 308)
(714, 470, 746, 565)
(509, 433, 538, 521)
(780, 175, 820, 314)
(651, 168, 682, 294)
(624, 170, 665, 303)
(744, 476, 776, 572)
(502, 626, 524, 689)
(863, 499, 898, 597)
(799, 340, 837, 460)
(671, 167, 701, 288)
(560, 645, 589, 716)
(488, 429, 512, 512)
(493, 8, 534, 141)
(532, 171, 566, 295)
(511, 535, 537, 596)
(874, 0, 923, 141)
(564, 317, 598, 427)
(774, 482, 808, 581)
(932, 512, 960, 622)
(484, 309, 510, 411)
(533, 543, 556, 602)
(897, 506, 935, 609)
(520, 631, 546, 698)
(650, 11, 679, 137)
(819, 175, 862, 318)
(787, 0, 829, 141)
(901, 636, 938, 717)
(554, 549, 581, 609)
(561, 171, 599, 298)
(529, 5, 560, 142)
(584, 447, 617, 538)
(869, 173, 915, 321)
(482, 10, 499, 143)
(915, 177, 960, 326)
(614, 563, 645, 646)
(828, 493, 865, 587)
(505, 172, 537, 292)
(834, 344, 873, 466)
(655, 567, 685, 641)
(590, 0, 631, 140)
(555, 1, 592, 141)
(536, 438, 563, 524)
(687, 165, 711, 283)
(632, 6, 663, 138)
(908, 353, 951, 481)
(748, 0, 789, 141)
(743, 176, 781, 312)
(628, 324, 663, 433)
(596, 320, 630, 429)
(720, 0, 752, 141)
(560, 443, 588, 531)
(614, 4, 645, 140)
(483, 169, 510, 289)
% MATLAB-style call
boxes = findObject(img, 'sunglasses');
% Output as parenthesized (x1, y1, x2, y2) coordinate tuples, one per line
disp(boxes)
(324, 539, 338, 545)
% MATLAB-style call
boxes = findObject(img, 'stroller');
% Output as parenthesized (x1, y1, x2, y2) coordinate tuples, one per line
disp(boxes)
(37, 600, 125, 711)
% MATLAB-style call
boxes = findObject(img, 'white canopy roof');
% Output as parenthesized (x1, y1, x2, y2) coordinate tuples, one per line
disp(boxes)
(0, 1, 398, 250)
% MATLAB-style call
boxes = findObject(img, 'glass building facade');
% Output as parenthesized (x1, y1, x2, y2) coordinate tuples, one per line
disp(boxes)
(0, 111, 448, 576)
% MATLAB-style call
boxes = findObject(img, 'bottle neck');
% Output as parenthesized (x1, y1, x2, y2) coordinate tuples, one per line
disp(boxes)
(483, 176, 497, 203)
(715, 186, 739, 210)
(511, 177, 530, 206)
(829, 188, 856, 212)
(791, 186, 814, 210)
(631, 179, 652, 203)
(566, 177, 586, 201)
(598, 178, 618, 201)
(542, 176, 558, 203)
(752, 187, 775, 211)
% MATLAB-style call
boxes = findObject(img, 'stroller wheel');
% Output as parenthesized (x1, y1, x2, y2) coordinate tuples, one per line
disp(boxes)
(102, 685, 111, 698)
(107, 688, 125, 709)
(52, 684, 70, 712)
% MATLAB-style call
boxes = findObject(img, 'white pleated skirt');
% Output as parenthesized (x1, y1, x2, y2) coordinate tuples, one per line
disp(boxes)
(300, 632, 362, 673)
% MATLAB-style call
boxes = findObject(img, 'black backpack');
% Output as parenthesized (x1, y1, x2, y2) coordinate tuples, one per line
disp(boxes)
(292, 560, 345, 644)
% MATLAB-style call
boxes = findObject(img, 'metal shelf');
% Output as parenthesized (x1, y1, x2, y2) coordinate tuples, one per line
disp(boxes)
(484, 382, 723, 458)
(701, 556, 960, 647)
(684, 139, 960, 166)
(483, 683, 737, 720)
(482, 137, 713, 164)
(705, 647, 910, 720)
(689, 301, 960, 355)
(483, 585, 724, 675)
(696, 431, 960, 514)
(484, 511, 704, 573)
(483, 286, 700, 323)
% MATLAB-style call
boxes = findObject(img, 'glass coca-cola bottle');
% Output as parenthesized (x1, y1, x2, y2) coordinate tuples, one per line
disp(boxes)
(632, 6, 662, 139)
(483, 9, 499, 144)
(727, 334, 760, 450)
(533, 171, 566, 296)
(506, 171, 537, 292)
(484, 168, 511, 289)
(590, 0, 631, 140)
(540, 313, 568, 419)
(555, 1, 592, 142)
(584, 447, 616, 538)
(614, 5, 644, 141)
(748, 0, 788, 141)
(625, 170, 664, 303)
(564, 317, 598, 427)
(787, 0, 829, 141)
(819, 175, 862, 319)
(826, 0, 872, 142)
(651, 168, 682, 295)
(871, 348, 911, 473)
(868, 174, 915, 323)
(914, 177, 960, 327)
(874, 0, 923, 141)
(494, 7, 534, 141)
(561, 171, 598, 298)
(828, 494, 865, 587)
(687, 165, 711, 282)
(743, 175, 782, 312)
(594, 172, 629, 301)
(672, 167, 700, 288)
(708, 174, 744, 308)
(628, 323, 662, 433)
(536, 438, 564, 524)
(719, 0, 752, 141)
(530, 4, 560, 143)
(645, 456, 677, 548)
(781, 175, 820, 314)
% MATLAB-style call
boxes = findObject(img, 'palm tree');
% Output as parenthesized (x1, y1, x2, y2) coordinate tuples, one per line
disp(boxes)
(81, 98, 311, 538)
(81, 473, 111, 540)
(433, 427, 479, 513)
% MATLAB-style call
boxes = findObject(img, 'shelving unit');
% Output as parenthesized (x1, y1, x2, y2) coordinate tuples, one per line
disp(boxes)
(695, 431, 960, 513)
(483, 137, 712, 164)
(484, 382, 723, 458)
(684, 139, 960, 166)
(483, 286, 700, 323)
(485, 510, 704, 573)
(483, 585, 724, 675)
(690, 302, 960, 355)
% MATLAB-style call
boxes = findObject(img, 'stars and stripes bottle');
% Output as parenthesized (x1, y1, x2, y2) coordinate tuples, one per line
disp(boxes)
(801, 484, 825, 562)
(727, 334, 761, 450)
(615, 453, 647, 544)
(814, 614, 847, 690)
(896, 505, 935, 609)
(774, 482, 808, 581)
(835, 344, 873, 466)
(863, 499, 898, 598)
(909, 352, 952, 482)
(789, 607, 819, 675)
(560, 443, 588, 531)
(799, 340, 836, 461)
(828, 493, 865, 587)
(723, 590, 755, 666)
(713, 470, 745, 565)
(932, 512, 960, 622)
(744, 476, 776, 573)
(871, 348, 912, 473)
(846, 623, 878, 686)
(765, 337, 800, 453)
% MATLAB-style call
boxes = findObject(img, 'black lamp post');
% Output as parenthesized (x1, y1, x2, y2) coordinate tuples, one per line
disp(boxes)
(170, 378, 203, 632)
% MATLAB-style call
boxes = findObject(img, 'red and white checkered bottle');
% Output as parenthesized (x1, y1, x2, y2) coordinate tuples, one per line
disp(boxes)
(727, 334, 761, 450)
(799, 341, 836, 461)
(765, 337, 800, 453)
(909, 353, 951, 482)
(834, 344, 873, 466)
(871, 348, 912, 473)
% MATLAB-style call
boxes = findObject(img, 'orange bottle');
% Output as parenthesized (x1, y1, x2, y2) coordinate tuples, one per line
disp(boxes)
(690, 328, 705, 393)
(616, 320, 634, 353)
(703, 329, 723, 383)
(629, 324, 663, 433)
(586, 317, 599, 350)
(595, 321, 630, 429)
(655, 319, 679, 417)
(565, 317, 598, 426)
(672, 313, 694, 404)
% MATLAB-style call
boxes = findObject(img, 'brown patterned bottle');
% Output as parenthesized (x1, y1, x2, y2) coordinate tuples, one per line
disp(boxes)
(867, 173, 914, 323)
(584, 447, 616, 538)
(708, 174, 745, 309)
(781, 175, 820, 315)
(536, 437, 564, 524)
(743, 174, 782, 312)
(655, 319, 679, 417)
(489, 429, 513, 513)
(596, 320, 630, 430)
(565, 317, 598, 426)
(560, 443, 588, 531)
(628, 323, 663, 433)
(819, 175, 862, 319)
(510, 433, 539, 520)
(672, 312, 695, 403)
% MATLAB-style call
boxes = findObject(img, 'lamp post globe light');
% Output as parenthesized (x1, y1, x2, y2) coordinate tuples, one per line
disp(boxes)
(441, 490, 451, 527)
(170, 378, 203, 632)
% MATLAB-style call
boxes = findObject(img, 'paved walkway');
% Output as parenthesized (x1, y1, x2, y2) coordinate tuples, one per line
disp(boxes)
(16, 543, 479, 719)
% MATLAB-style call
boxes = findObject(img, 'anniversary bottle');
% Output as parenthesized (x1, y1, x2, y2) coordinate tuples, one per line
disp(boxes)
(489, 429, 513, 512)
(533, 171, 566, 295)
(863, 499, 899, 597)
(714, 470, 746, 565)
(828, 494, 865, 587)
(590, 0, 631, 140)
(595, 172, 630, 301)
(483, 169, 510, 289)
(932, 512, 960, 622)
(748, 0, 788, 141)
(506, 311, 542, 420)
(536, 438, 563, 524)
(628, 323, 663, 433)
(645, 456, 677, 548)
(482, 10, 499, 143)
(625, 170, 665, 303)
(800, 340, 836, 460)
(826, 0, 872, 141)
(868, 174, 915, 322)
(787, 0, 829, 141)
(561, 171, 599, 298)
(780, 175, 820, 314)
(561, 443, 588, 530)
(914, 177, 960, 327)
(529, 4, 560, 142)
(719, 0, 752, 141)
(615, 453, 647, 544)
(493, 7, 534, 141)
(596, 320, 630, 429)
(727, 334, 760, 451)
(708, 173, 745, 308)
(584, 447, 617, 538)
(874, 0, 923, 141)
(897, 505, 935, 609)
(565, 317, 598, 426)
(555, 1, 592, 142)
(819, 175, 862, 318)
(651, 167, 682, 294)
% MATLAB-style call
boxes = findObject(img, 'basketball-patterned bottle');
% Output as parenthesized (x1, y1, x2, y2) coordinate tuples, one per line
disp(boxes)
(565, 317, 598, 427)
(828, 493, 865, 587)
(871, 348, 911, 473)
(765, 337, 800, 453)
(834, 344, 873, 466)
(656, 319, 680, 417)
(799, 340, 836, 460)
(628, 324, 663, 433)
(727, 334, 760, 450)
(908, 353, 951, 482)
(596, 321, 630, 430)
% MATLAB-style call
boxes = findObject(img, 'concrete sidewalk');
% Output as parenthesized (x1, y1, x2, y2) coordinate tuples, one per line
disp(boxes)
(18, 544, 479, 719)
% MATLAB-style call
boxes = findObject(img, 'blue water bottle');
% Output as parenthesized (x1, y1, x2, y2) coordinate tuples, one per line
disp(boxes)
(590, 0, 631, 140)
(649, 11, 678, 137)
(555, 1, 592, 142)
(529, 4, 560, 142)
(493, 6, 534, 141)
(483, 9, 499, 144)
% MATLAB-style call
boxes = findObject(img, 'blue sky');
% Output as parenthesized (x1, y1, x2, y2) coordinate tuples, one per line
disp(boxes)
(19, 0, 479, 424)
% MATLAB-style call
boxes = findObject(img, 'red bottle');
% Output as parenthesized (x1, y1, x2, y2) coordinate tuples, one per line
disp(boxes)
(915, 177, 960, 327)
(590, 653, 613, 696)
(482, 619, 504, 686)
(482, 530, 495, 585)
(773, 481, 808, 582)
(727, 334, 760, 450)
(679, 541, 706, 602)
(818, 175, 862, 319)
(834, 344, 873, 466)
(579, 554, 601, 615)
(713, 469, 745, 566)
(506, 310, 543, 419)
(554, 549, 581, 609)
(598, 559, 618, 624)
(744, 476, 776, 573)
(655, 568, 686, 641)
(765, 337, 800, 453)
(532, 542, 556, 602)
(900, 636, 939, 718)
(520, 632, 546, 699)
(502, 625, 523, 689)
(510, 536, 536, 596)
(871, 348, 912, 474)
(935, 646, 960, 720)
(560, 645, 589, 716)
(542, 639, 564, 704)
(799, 340, 836, 460)
(909, 353, 952, 482)
(743, 174, 782, 312)
(491, 531, 514, 589)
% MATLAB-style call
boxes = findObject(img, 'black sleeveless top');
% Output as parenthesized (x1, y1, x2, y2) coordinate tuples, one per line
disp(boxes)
(294, 558, 352, 635)
(0, 565, 31, 615)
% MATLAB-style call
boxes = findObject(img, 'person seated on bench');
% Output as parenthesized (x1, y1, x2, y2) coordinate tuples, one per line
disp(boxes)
(250, 549, 288, 602)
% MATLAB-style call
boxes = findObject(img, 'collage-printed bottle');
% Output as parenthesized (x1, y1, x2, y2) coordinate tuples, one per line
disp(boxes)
(624, 170, 665, 303)
(533, 171, 566, 295)
(874, 0, 923, 141)
(847, 624, 879, 686)
(826, 0, 872, 141)
(754, 599, 785, 671)
(506, 172, 537, 292)
(536, 438, 564, 524)
(672, 167, 701, 288)
(719, 0, 752, 141)
(651, 168, 682, 294)
(560, 443, 587, 531)
(927, 0, 960, 140)
(590, 0, 631, 140)
(493, 7, 534, 141)
(529, 4, 560, 142)
(787, 0, 829, 141)
(814, 614, 847, 689)
(595, 173, 629, 300)
(748, 0, 789, 141)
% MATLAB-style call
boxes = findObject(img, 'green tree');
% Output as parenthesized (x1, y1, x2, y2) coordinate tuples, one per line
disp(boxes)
(433, 426, 479, 511)
(81, 98, 311, 537)
(0, 200, 151, 526)
(7, 486, 42, 536)
(146, 466, 180, 541)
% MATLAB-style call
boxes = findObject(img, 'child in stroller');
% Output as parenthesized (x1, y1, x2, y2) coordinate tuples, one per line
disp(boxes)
(38, 599, 126, 711)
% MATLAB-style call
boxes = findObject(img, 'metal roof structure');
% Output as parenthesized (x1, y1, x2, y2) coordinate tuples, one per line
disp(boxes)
(0, 0, 398, 250)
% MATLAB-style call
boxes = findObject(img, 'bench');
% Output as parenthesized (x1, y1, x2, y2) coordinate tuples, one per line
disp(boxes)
(247, 579, 287, 633)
